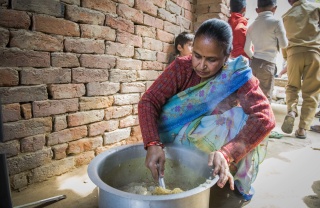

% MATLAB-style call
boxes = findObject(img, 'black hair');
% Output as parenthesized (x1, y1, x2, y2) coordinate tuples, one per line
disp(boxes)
(194, 18, 232, 56)
(174, 32, 194, 54)
(258, 0, 277, 8)
(230, 0, 246, 13)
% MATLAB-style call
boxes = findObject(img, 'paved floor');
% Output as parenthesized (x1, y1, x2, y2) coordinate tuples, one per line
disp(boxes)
(10, 103, 320, 208)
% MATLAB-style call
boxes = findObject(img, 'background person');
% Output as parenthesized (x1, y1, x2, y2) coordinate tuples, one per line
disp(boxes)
(228, 0, 250, 59)
(280, 0, 320, 139)
(168, 31, 194, 64)
(244, 0, 288, 103)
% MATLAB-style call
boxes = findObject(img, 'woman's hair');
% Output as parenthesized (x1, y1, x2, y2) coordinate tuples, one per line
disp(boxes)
(194, 18, 232, 56)
(230, 0, 246, 13)
(174, 32, 194, 54)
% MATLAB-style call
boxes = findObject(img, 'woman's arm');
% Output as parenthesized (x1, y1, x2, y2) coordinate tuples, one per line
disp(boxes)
(220, 77, 275, 163)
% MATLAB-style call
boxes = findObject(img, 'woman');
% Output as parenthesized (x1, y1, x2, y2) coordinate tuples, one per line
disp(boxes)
(138, 18, 275, 204)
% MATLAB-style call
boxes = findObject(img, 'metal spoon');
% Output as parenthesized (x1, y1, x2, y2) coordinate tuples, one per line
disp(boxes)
(157, 164, 166, 189)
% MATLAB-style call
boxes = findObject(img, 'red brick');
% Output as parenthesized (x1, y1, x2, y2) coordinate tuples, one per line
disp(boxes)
(137, 70, 162, 81)
(32, 14, 80, 37)
(20, 134, 45, 153)
(80, 24, 116, 41)
(53, 115, 67, 132)
(52, 143, 68, 160)
(144, 14, 164, 29)
(135, 0, 157, 16)
(21, 103, 32, 119)
(163, 42, 175, 54)
(82, 0, 116, 13)
(11, 0, 64, 17)
(113, 94, 140, 105)
(167, 1, 181, 15)
(105, 41, 134, 57)
(119, 115, 139, 128)
(142, 61, 164, 70)
(164, 21, 181, 35)
(150, 0, 166, 8)
(47, 126, 87, 145)
(103, 127, 131, 144)
(0, 48, 50, 67)
(10, 30, 63, 52)
(134, 48, 157, 61)
(177, 16, 192, 31)
(48, 84, 85, 99)
(0, 67, 19, 86)
(184, 9, 193, 21)
(51, 52, 80, 68)
(105, 14, 134, 33)
(120, 82, 145, 93)
(86, 82, 120, 96)
(65, 5, 105, 25)
(0, 140, 19, 158)
(33, 98, 78, 117)
(109, 69, 137, 83)
(72, 67, 109, 83)
(64, 38, 105, 54)
(0, 9, 30, 29)
(128, 125, 142, 143)
(116, 0, 134, 7)
(135, 25, 156, 38)
(0, 27, 9, 47)
(0, 85, 48, 105)
(142, 37, 163, 51)
(88, 120, 118, 136)
(158, 8, 176, 23)
(79, 54, 116, 69)
(117, 31, 142, 48)
(116, 58, 142, 70)
(79, 96, 113, 111)
(67, 136, 102, 154)
(3, 117, 52, 141)
(20, 68, 71, 85)
(68, 110, 104, 127)
(61, 0, 80, 5)
(74, 151, 95, 167)
(117, 3, 143, 24)
(157, 29, 175, 44)
(2, 103, 20, 122)
(157, 51, 170, 63)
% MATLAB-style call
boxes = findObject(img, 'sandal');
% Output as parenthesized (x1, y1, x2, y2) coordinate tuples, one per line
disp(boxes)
(269, 131, 283, 139)
(281, 114, 295, 134)
(295, 129, 307, 139)
(310, 125, 320, 133)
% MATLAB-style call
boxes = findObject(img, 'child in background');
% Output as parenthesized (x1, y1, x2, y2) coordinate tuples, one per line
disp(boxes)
(228, 0, 250, 59)
(168, 32, 194, 64)
(244, 0, 288, 103)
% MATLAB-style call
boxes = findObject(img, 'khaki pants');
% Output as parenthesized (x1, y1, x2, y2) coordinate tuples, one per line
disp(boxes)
(250, 58, 276, 103)
(286, 51, 320, 130)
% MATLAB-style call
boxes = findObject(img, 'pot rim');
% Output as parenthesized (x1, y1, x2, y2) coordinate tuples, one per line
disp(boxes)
(88, 143, 218, 201)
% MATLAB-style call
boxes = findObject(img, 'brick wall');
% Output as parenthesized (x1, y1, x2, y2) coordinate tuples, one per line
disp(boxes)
(0, 0, 229, 190)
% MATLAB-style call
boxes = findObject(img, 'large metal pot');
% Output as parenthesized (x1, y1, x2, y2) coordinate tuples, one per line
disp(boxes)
(88, 143, 218, 208)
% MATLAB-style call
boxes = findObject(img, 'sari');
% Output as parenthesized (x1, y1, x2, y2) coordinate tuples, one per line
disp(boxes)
(158, 56, 268, 200)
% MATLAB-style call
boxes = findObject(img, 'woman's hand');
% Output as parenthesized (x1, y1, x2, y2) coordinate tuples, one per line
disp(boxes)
(145, 145, 166, 181)
(208, 151, 234, 190)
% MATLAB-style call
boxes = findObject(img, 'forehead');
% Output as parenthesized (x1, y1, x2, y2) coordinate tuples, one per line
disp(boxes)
(193, 36, 223, 56)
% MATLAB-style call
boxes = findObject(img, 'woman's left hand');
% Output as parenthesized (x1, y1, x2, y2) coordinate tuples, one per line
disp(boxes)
(208, 151, 234, 190)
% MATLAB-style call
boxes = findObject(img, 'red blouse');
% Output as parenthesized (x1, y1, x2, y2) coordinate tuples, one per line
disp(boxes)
(138, 55, 275, 163)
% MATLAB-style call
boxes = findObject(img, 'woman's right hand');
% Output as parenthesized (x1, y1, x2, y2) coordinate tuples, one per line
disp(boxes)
(145, 145, 166, 181)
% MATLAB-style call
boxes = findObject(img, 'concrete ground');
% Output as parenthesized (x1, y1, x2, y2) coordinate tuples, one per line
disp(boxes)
(10, 103, 320, 208)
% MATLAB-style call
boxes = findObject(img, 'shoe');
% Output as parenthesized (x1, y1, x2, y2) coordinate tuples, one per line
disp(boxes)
(295, 129, 307, 139)
(268, 131, 283, 139)
(281, 114, 295, 134)
(310, 125, 320, 133)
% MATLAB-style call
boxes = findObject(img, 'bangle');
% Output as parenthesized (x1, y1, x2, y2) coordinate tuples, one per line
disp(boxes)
(145, 141, 164, 150)
(218, 149, 231, 165)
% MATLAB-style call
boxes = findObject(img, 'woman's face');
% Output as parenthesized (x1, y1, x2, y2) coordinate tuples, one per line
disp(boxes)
(192, 35, 229, 82)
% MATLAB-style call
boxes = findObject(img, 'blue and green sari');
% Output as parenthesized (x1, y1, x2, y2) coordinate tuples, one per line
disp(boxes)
(158, 56, 268, 200)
